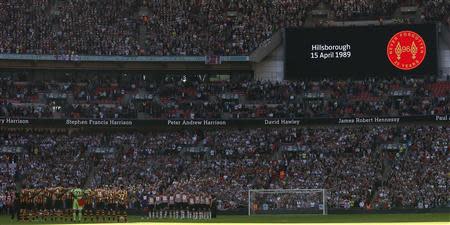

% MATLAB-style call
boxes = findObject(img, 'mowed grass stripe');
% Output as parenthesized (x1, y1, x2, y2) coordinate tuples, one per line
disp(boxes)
(0, 213, 448, 224)
(29, 223, 450, 225)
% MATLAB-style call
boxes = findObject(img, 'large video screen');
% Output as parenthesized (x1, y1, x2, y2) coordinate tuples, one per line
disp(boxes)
(285, 24, 437, 80)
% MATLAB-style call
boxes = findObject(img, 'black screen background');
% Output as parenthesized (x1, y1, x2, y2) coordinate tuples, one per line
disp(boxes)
(285, 24, 437, 80)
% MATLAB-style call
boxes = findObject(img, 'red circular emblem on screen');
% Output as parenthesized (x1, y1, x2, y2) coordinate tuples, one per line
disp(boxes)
(387, 30, 426, 70)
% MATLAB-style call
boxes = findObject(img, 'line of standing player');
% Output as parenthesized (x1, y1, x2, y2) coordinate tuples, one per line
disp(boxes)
(146, 193, 215, 220)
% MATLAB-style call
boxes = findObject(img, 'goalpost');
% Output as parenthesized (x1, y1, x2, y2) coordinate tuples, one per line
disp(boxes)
(248, 189, 327, 216)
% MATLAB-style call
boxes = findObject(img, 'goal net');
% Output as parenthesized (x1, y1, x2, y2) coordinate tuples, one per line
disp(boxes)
(248, 189, 327, 215)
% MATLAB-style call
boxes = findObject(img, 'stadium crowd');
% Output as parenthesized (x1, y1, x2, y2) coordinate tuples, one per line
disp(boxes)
(0, 0, 447, 56)
(329, 0, 398, 20)
(0, 74, 449, 119)
(0, 0, 448, 218)
(421, 0, 449, 22)
(0, 126, 448, 213)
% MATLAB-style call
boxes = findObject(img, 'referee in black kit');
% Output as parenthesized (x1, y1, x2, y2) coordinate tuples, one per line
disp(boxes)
(10, 190, 20, 222)
(210, 195, 217, 218)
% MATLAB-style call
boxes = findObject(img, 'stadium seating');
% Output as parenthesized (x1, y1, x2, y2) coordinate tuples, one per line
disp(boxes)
(0, 75, 448, 119)
(0, 0, 448, 217)
(0, 126, 448, 210)
(0, 0, 447, 56)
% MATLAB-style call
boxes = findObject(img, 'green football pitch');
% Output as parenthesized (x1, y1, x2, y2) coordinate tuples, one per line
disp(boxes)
(0, 213, 449, 224)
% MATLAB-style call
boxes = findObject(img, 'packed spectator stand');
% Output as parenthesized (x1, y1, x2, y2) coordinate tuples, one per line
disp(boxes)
(0, 126, 448, 213)
(0, 73, 449, 120)
(0, 0, 448, 218)
(0, 0, 448, 56)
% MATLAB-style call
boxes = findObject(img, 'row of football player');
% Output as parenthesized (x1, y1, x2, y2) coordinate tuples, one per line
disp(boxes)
(144, 195, 216, 220)
(5, 188, 127, 210)
(3, 192, 216, 220)
(16, 209, 128, 223)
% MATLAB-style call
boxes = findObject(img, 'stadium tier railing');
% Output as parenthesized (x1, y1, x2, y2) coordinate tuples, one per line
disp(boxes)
(0, 54, 250, 62)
